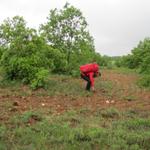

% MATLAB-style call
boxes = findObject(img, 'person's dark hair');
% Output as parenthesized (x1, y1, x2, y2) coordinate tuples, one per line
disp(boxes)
(94, 71, 101, 77)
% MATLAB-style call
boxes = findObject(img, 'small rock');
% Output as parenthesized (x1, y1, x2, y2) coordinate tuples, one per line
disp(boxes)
(106, 100, 110, 104)
(41, 103, 45, 106)
(22, 96, 26, 99)
(57, 105, 60, 108)
(111, 100, 115, 103)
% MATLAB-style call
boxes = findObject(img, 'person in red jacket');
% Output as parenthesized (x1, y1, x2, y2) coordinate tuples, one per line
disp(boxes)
(80, 63, 101, 91)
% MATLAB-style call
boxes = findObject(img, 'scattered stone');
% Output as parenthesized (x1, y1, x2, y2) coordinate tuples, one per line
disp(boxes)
(106, 100, 110, 104)
(22, 96, 26, 100)
(41, 103, 45, 106)
(111, 100, 115, 103)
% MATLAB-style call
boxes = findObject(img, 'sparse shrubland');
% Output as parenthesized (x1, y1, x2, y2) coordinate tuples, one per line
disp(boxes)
(0, 2, 150, 150)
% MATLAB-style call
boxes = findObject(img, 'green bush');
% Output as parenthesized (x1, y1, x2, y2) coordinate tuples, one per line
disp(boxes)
(0, 16, 69, 89)
(0, 38, 52, 89)
(46, 48, 67, 74)
(30, 69, 49, 89)
(138, 74, 150, 88)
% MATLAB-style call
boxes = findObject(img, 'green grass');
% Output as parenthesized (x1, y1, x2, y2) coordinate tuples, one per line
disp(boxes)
(1, 109, 150, 150)
(111, 67, 138, 74)
(0, 73, 112, 98)
(123, 95, 137, 101)
(0, 68, 142, 99)
(0, 74, 91, 97)
(0, 69, 150, 149)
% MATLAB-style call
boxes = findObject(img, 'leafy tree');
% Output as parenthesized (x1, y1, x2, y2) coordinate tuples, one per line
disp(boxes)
(44, 47, 67, 73)
(116, 55, 136, 69)
(115, 38, 150, 87)
(0, 3, 102, 88)
(0, 16, 51, 89)
(0, 16, 34, 47)
(0, 16, 68, 88)
(132, 38, 150, 73)
(40, 3, 95, 64)
(115, 38, 150, 71)
(0, 46, 4, 60)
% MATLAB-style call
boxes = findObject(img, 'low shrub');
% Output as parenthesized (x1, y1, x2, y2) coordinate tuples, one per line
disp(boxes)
(138, 74, 150, 88)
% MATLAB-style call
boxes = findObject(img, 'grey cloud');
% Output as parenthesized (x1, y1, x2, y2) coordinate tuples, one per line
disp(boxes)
(0, 0, 150, 56)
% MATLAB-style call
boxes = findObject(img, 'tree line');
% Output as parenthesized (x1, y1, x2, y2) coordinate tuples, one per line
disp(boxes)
(0, 3, 149, 88)
(114, 38, 150, 87)
(0, 3, 103, 89)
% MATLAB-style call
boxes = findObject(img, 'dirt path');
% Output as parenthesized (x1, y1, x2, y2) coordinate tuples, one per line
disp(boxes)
(0, 70, 150, 122)
(102, 70, 150, 111)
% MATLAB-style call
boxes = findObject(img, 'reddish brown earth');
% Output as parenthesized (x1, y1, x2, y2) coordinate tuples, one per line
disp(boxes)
(0, 70, 150, 122)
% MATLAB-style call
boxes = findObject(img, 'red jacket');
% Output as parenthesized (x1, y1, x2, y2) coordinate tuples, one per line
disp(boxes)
(80, 63, 99, 87)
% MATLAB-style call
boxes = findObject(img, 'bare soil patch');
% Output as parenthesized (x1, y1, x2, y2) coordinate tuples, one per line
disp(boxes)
(0, 70, 150, 122)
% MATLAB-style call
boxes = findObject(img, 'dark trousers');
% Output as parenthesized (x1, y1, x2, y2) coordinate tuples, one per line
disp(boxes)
(81, 75, 91, 91)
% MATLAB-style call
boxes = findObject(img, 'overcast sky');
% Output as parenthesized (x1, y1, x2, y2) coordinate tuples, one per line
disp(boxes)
(0, 0, 150, 56)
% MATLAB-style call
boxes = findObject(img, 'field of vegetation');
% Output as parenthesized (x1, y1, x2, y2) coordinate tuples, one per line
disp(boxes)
(0, 68, 150, 150)
(0, 2, 150, 150)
